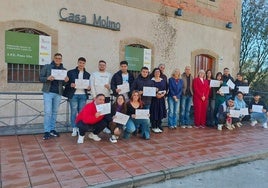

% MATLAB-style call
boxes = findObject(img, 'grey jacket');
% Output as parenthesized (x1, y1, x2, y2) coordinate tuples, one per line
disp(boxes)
(181, 72, 193, 96)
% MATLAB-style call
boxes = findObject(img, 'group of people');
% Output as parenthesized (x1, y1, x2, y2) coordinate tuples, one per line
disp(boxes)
(40, 53, 268, 143)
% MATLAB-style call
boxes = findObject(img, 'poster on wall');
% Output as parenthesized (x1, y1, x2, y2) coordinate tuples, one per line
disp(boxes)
(125, 46, 151, 71)
(5, 31, 51, 65)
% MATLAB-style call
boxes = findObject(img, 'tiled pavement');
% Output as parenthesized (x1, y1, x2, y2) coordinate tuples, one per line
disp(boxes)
(1, 124, 268, 188)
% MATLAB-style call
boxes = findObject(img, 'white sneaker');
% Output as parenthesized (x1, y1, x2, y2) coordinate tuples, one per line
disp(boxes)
(251, 121, 257, 126)
(157, 128, 163, 133)
(71, 127, 78, 137)
(152, 128, 160, 133)
(262, 122, 268, 129)
(217, 124, 223, 131)
(88, 132, 101, 141)
(77, 135, 84, 144)
(103, 127, 111, 134)
(109, 135, 117, 143)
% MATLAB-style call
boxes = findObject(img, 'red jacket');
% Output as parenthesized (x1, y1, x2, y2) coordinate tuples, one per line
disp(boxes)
(75, 101, 104, 125)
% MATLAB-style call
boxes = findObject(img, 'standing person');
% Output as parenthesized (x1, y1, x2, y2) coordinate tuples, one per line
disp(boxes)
(180, 65, 194, 128)
(131, 66, 154, 109)
(90, 60, 112, 103)
(234, 73, 249, 96)
(214, 72, 226, 126)
(222, 67, 235, 98)
(63, 57, 91, 137)
(111, 61, 135, 101)
(39, 53, 69, 140)
(158, 63, 168, 85)
(167, 68, 183, 129)
(126, 91, 150, 140)
(150, 68, 168, 133)
(193, 70, 210, 128)
(76, 94, 112, 143)
(249, 92, 267, 128)
(206, 69, 215, 127)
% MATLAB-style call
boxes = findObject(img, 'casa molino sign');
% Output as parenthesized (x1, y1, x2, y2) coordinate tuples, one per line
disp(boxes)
(59, 8, 121, 31)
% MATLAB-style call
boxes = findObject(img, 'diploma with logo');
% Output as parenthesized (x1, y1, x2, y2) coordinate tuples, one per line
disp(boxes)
(113, 112, 129, 125)
(96, 103, 111, 115)
(210, 80, 221, 87)
(117, 83, 130, 94)
(143, 86, 156, 97)
(252, 105, 263, 113)
(238, 86, 249, 94)
(51, 69, 67, 80)
(75, 79, 90, 89)
(219, 86, 229, 94)
(135, 109, 150, 119)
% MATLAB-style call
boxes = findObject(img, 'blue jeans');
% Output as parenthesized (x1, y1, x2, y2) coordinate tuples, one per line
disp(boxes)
(168, 96, 180, 127)
(128, 117, 150, 139)
(43, 92, 62, 132)
(123, 118, 137, 139)
(251, 112, 267, 124)
(180, 95, 192, 125)
(69, 94, 87, 128)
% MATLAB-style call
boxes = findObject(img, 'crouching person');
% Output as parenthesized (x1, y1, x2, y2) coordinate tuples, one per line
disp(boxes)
(249, 92, 267, 128)
(217, 97, 240, 130)
(76, 93, 112, 143)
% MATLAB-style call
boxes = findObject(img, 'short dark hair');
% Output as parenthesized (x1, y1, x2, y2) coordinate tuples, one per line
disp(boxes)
(141, 66, 149, 71)
(54, 53, 62, 57)
(96, 93, 105, 98)
(78, 57, 86, 62)
(99, 60, 106, 64)
(224, 67, 229, 71)
(120, 61, 128, 66)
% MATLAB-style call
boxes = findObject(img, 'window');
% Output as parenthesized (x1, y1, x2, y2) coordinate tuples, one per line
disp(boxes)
(7, 28, 49, 83)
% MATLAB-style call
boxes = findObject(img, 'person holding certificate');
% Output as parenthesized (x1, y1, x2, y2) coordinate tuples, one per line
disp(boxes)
(214, 72, 226, 126)
(193, 70, 209, 128)
(150, 68, 167, 133)
(111, 61, 135, 100)
(234, 73, 249, 96)
(249, 92, 267, 128)
(206, 69, 215, 127)
(125, 91, 150, 140)
(63, 57, 91, 137)
(39, 53, 69, 140)
(234, 91, 248, 127)
(222, 67, 235, 98)
(76, 94, 112, 143)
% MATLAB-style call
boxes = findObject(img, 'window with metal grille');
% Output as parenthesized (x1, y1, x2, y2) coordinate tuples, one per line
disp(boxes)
(7, 28, 49, 83)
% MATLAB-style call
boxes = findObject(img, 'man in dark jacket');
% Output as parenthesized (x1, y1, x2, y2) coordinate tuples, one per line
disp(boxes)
(39, 53, 69, 140)
(63, 57, 91, 137)
(111, 61, 134, 100)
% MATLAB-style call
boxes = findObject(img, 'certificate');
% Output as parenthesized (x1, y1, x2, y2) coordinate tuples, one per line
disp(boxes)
(238, 86, 249, 94)
(252, 105, 263, 113)
(227, 79, 235, 89)
(219, 86, 229, 94)
(210, 80, 221, 87)
(96, 103, 111, 115)
(94, 77, 109, 86)
(113, 112, 129, 125)
(51, 69, 67, 80)
(117, 83, 130, 94)
(240, 108, 249, 116)
(75, 79, 89, 89)
(135, 109, 150, 119)
(143, 87, 156, 97)
(230, 109, 240, 118)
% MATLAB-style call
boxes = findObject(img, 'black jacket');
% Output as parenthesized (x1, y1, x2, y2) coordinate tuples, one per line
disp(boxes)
(111, 70, 135, 97)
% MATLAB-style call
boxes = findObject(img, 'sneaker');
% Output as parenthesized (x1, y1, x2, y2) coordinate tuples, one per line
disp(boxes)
(77, 135, 84, 144)
(43, 132, 51, 140)
(181, 125, 186, 128)
(236, 122, 242, 128)
(174, 125, 177, 129)
(157, 128, 163, 133)
(226, 124, 233, 130)
(71, 127, 78, 137)
(231, 124, 235, 129)
(169, 126, 174, 129)
(251, 121, 257, 127)
(217, 124, 223, 131)
(50, 130, 60, 137)
(200, 125, 205, 128)
(88, 132, 101, 141)
(103, 127, 111, 134)
(152, 128, 160, 133)
(187, 125, 193, 128)
(109, 135, 117, 143)
(262, 122, 268, 129)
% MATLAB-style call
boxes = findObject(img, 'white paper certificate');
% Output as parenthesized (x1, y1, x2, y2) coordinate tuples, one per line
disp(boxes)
(238, 86, 249, 94)
(210, 80, 221, 87)
(219, 86, 229, 94)
(143, 87, 156, 97)
(75, 79, 89, 89)
(96, 103, 111, 115)
(51, 69, 67, 80)
(113, 112, 130, 125)
(117, 83, 130, 94)
(230, 109, 240, 118)
(252, 105, 263, 113)
(135, 109, 150, 119)
(227, 79, 235, 89)
(240, 108, 249, 116)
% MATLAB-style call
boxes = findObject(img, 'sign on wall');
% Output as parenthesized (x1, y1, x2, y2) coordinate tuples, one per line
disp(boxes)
(125, 46, 152, 71)
(5, 31, 51, 65)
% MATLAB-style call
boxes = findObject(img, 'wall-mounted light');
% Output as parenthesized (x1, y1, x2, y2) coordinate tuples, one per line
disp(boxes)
(175, 8, 183, 16)
(226, 22, 232, 29)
